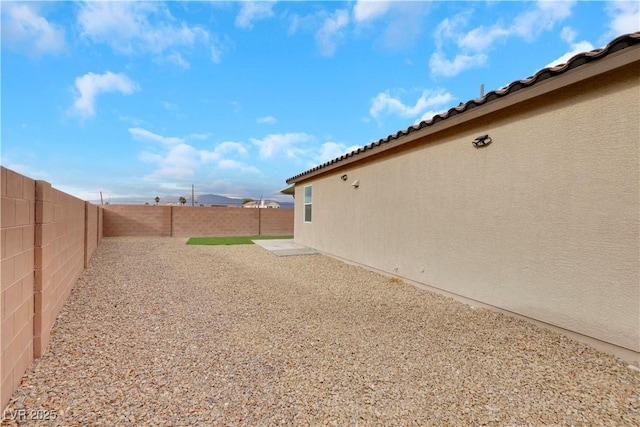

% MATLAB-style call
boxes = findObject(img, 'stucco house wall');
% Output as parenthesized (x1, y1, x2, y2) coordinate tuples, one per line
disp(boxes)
(290, 37, 639, 362)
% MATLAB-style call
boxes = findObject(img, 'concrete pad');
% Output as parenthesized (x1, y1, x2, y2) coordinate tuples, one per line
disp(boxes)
(252, 239, 318, 256)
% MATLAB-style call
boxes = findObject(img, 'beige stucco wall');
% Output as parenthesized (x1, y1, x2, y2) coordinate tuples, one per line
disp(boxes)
(293, 62, 639, 358)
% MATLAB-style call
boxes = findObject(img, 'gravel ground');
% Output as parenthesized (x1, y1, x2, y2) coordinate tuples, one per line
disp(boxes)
(2, 237, 639, 426)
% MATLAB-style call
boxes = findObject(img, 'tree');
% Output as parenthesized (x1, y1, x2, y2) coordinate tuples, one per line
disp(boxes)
(242, 198, 253, 205)
(179, 196, 187, 205)
(155, 196, 160, 206)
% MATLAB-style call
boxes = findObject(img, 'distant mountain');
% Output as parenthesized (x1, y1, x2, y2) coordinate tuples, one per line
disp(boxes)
(192, 194, 294, 208)
(189, 194, 244, 207)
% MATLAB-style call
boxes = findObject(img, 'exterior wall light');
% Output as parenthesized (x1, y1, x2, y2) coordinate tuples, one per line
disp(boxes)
(341, 174, 348, 181)
(351, 179, 360, 188)
(472, 134, 492, 148)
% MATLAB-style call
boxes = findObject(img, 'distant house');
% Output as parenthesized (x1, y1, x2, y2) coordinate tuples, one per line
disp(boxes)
(242, 200, 281, 208)
(286, 33, 640, 363)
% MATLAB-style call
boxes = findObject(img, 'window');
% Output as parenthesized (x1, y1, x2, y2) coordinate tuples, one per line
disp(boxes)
(304, 185, 312, 222)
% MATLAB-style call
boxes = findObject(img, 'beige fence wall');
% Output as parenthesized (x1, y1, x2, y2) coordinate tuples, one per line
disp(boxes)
(102, 205, 171, 237)
(1, 167, 103, 410)
(1, 168, 36, 411)
(84, 203, 102, 268)
(103, 205, 294, 237)
(255, 208, 296, 236)
(34, 181, 86, 358)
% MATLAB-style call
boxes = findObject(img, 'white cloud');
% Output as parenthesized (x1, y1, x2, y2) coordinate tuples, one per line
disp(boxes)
(370, 89, 455, 121)
(416, 110, 442, 124)
(1, 2, 65, 56)
(218, 159, 260, 174)
(235, 1, 276, 29)
(315, 9, 350, 56)
(165, 52, 190, 69)
(129, 128, 184, 145)
(317, 142, 361, 163)
(352, 1, 431, 50)
(210, 34, 234, 64)
(216, 141, 247, 155)
(430, 1, 576, 77)
(287, 13, 315, 36)
(544, 40, 594, 68)
(187, 133, 210, 141)
(458, 25, 510, 52)
(134, 130, 249, 181)
(73, 72, 138, 118)
(561, 26, 578, 44)
(199, 141, 248, 162)
(250, 133, 314, 159)
(257, 116, 278, 124)
(138, 151, 164, 164)
(433, 14, 469, 50)
(291, 4, 425, 56)
(429, 52, 488, 78)
(77, 2, 211, 65)
(353, 1, 392, 23)
(543, 27, 595, 69)
(211, 44, 223, 63)
(161, 101, 178, 111)
(141, 143, 201, 180)
(511, 1, 575, 40)
(605, 1, 640, 40)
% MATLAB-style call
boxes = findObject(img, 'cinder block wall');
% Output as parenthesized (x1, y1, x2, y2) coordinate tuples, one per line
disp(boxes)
(1, 168, 36, 411)
(103, 205, 294, 237)
(34, 181, 86, 358)
(172, 207, 259, 237)
(258, 208, 294, 236)
(84, 203, 101, 267)
(97, 208, 103, 243)
(102, 205, 171, 237)
(1, 166, 103, 410)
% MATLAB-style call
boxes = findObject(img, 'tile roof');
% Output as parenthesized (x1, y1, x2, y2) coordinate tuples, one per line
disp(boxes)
(287, 32, 640, 184)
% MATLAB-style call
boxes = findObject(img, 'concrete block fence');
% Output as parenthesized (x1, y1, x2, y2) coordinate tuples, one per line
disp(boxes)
(1, 167, 104, 409)
(1, 166, 293, 410)
(102, 204, 294, 237)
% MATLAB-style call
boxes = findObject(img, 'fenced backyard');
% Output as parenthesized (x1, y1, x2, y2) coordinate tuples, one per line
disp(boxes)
(0, 166, 293, 411)
(3, 237, 639, 425)
(1, 166, 639, 425)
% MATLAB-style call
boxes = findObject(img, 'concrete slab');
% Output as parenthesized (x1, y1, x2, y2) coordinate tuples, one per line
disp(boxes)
(252, 239, 318, 256)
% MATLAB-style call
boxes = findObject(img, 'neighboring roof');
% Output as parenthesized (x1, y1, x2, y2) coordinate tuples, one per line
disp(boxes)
(287, 32, 640, 184)
(243, 199, 281, 207)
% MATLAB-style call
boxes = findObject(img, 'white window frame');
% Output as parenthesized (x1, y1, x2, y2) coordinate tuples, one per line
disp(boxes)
(304, 185, 312, 223)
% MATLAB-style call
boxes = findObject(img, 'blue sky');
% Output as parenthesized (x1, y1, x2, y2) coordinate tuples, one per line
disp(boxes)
(1, 1, 638, 203)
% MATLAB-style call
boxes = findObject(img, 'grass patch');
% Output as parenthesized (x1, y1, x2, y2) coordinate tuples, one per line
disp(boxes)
(186, 235, 293, 246)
